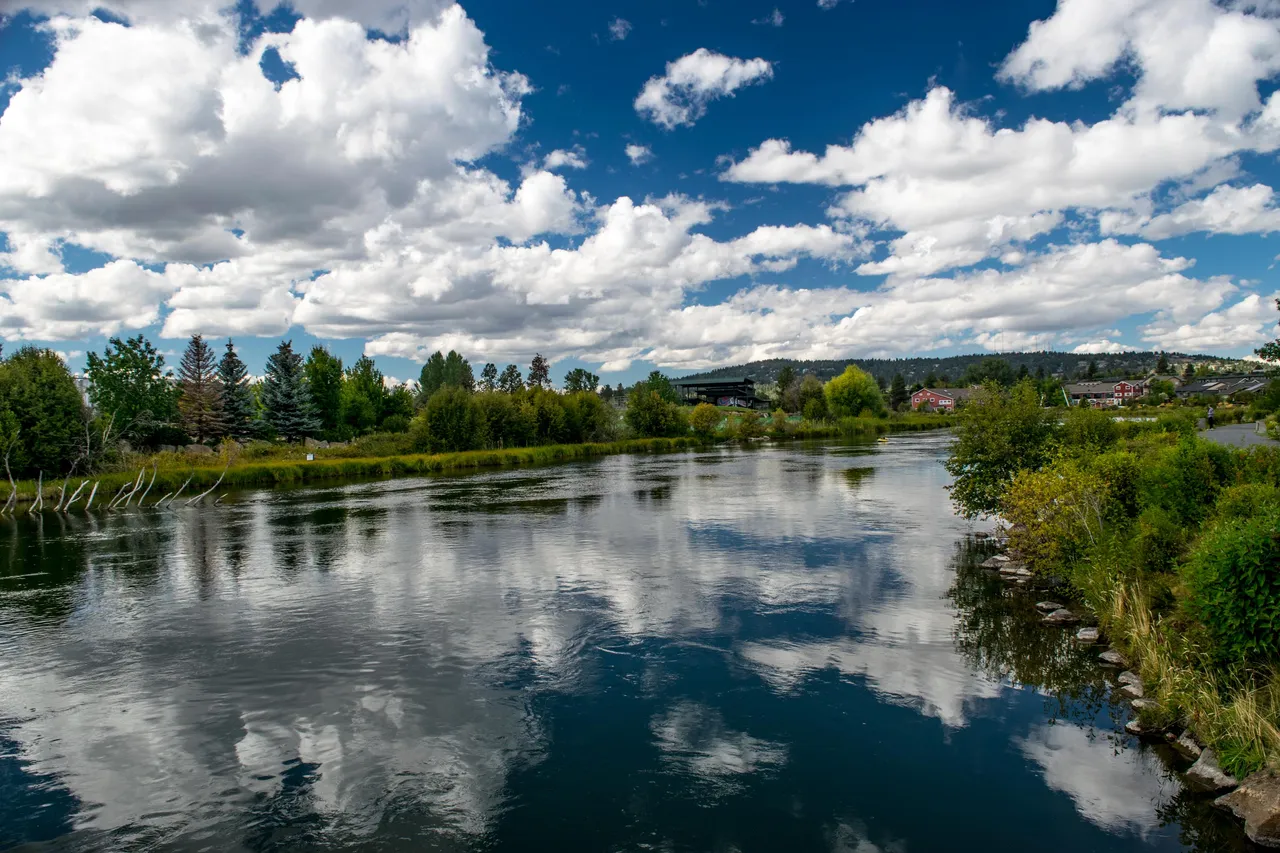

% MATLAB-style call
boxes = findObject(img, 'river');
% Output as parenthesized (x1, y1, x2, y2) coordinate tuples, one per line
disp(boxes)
(0, 434, 1253, 851)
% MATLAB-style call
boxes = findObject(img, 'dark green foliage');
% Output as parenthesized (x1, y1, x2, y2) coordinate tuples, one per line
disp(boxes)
(86, 335, 180, 445)
(526, 387, 567, 443)
(380, 414, 411, 434)
(341, 356, 388, 435)
(1156, 352, 1170, 374)
(889, 373, 908, 410)
(527, 353, 551, 389)
(474, 392, 525, 448)
(944, 381, 1055, 518)
(1131, 506, 1185, 574)
(797, 375, 827, 420)
(1085, 359, 1098, 380)
(415, 386, 485, 453)
(0, 348, 86, 477)
(624, 376, 688, 438)
(1180, 504, 1280, 663)
(480, 362, 498, 392)
(963, 358, 1015, 388)
(563, 367, 600, 394)
(497, 364, 523, 394)
(218, 340, 258, 441)
(1214, 484, 1280, 521)
(417, 350, 474, 402)
(383, 385, 416, 428)
(177, 335, 225, 443)
(260, 341, 320, 443)
(304, 347, 344, 434)
(1141, 437, 1232, 525)
(562, 392, 615, 443)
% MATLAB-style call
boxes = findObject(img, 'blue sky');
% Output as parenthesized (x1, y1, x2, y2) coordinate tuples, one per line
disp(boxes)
(1, 0, 1278, 386)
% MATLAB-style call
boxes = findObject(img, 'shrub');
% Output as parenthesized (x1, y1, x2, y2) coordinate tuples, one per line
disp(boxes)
(1214, 483, 1280, 521)
(624, 390, 688, 438)
(1088, 450, 1141, 522)
(802, 397, 828, 422)
(1180, 504, 1280, 664)
(380, 414, 411, 434)
(418, 387, 485, 453)
(1131, 506, 1184, 574)
(1002, 456, 1110, 571)
(1140, 436, 1232, 525)
(944, 381, 1055, 518)
(1059, 405, 1118, 453)
(768, 409, 792, 438)
(562, 391, 617, 444)
(797, 376, 827, 420)
(824, 366, 886, 419)
(689, 403, 721, 438)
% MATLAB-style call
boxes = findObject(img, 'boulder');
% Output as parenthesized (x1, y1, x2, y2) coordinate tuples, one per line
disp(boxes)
(1131, 698, 1159, 712)
(1184, 749, 1239, 794)
(1075, 627, 1100, 644)
(1036, 601, 1064, 613)
(329, 441, 347, 448)
(185, 444, 213, 455)
(1125, 719, 1146, 736)
(1169, 731, 1203, 762)
(1215, 771, 1280, 848)
(1098, 649, 1128, 667)
(304, 437, 322, 449)
(1118, 671, 1142, 686)
(159, 444, 178, 453)
(1043, 608, 1080, 625)
(980, 555, 1010, 569)
(1119, 682, 1145, 700)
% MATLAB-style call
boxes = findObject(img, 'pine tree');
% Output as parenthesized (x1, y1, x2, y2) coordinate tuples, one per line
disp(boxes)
(480, 363, 498, 392)
(218, 339, 258, 441)
(177, 334, 225, 443)
(261, 340, 319, 443)
(527, 353, 551, 389)
(1156, 352, 1170, 375)
(889, 373, 908, 410)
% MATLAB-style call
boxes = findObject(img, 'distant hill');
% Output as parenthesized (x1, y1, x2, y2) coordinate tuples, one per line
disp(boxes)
(679, 351, 1261, 387)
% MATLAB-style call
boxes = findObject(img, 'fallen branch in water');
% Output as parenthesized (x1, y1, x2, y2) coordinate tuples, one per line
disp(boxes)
(83, 481, 100, 511)
(186, 464, 228, 506)
(27, 472, 42, 514)
(136, 466, 157, 508)
(62, 480, 89, 511)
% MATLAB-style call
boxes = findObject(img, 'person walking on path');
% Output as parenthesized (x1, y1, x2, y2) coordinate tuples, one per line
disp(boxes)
(1207, 404, 1216, 430)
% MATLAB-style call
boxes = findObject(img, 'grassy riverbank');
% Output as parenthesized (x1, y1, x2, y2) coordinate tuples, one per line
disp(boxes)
(8, 412, 954, 506)
(947, 383, 1280, 778)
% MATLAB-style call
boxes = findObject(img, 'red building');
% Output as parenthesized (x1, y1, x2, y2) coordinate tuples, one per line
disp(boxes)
(910, 387, 975, 411)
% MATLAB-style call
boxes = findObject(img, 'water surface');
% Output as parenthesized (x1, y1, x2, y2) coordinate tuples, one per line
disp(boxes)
(0, 435, 1251, 851)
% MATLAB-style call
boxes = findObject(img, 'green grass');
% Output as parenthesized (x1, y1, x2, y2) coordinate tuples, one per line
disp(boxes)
(8, 437, 704, 507)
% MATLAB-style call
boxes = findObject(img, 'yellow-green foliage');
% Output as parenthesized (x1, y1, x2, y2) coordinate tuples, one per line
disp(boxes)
(1003, 456, 1110, 570)
(688, 403, 721, 438)
(823, 365, 886, 419)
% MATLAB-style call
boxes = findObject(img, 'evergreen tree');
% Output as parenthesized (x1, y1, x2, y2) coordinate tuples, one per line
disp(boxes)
(443, 351, 475, 391)
(261, 341, 319, 442)
(1085, 359, 1098, 380)
(563, 367, 600, 393)
(924, 372, 939, 388)
(1156, 352, 1171, 374)
(1184, 362, 1197, 380)
(498, 364, 524, 394)
(480, 362, 498, 392)
(418, 351, 448, 401)
(218, 340, 258, 441)
(419, 350, 474, 402)
(304, 347, 344, 434)
(0, 347, 87, 477)
(177, 335, 225, 443)
(1035, 366, 1046, 381)
(889, 373, 908, 410)
(527, 354, 551, 389)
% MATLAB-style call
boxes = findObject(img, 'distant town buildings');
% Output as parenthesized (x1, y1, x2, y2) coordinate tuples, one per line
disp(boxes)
(910, 387, 976, 411)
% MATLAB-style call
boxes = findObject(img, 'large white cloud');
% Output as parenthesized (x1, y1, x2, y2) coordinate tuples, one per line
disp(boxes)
(0, 0, 453, 31)
(635, 49, 774, 129)
(999, 0, 1280, 121)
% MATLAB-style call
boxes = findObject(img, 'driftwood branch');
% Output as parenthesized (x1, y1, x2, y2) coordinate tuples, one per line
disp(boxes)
(28, 472, 43, 514)
(84, 481, 100, 511)
(186, 465, 228, 507)
(62, 480, 89, 511)
(137, 466, 158, 507)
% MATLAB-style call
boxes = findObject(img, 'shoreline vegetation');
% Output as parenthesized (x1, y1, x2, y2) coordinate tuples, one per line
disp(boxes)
(4, 412, 954, 509)
(945, 381, 1280, 843)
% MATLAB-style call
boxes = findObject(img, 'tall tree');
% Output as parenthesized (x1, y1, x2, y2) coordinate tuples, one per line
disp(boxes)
(480, 362, 498, 392)
(0, 348, 87, 477)
(563, 367, 600, 394)
(341, 356, 388, 434)
(418, 351, 448, 401)
(1184, 362, 1197, 380)
(776, 365, 796, 398)
(498, 364, 524, 394)
(85, 335, 179, 444)
(261, 341, 319, 442)
(924, 371, 939, 388)
(177, 335, 225, 443)
(963, 358, 1014, 388)
(218, 340, 258, 441)
(527, 354, 551, 390)
(443, 351, 475, 391)
(824, 365, 886, 418)
(1156, 352, 1171, 374)
(1085, 359, 1098, 380)
(304, 347, 344, 434)
(889, 373, 908, 410)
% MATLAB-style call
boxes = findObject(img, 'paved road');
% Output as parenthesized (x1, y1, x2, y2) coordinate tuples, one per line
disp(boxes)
(1199, 422, 1277, 447)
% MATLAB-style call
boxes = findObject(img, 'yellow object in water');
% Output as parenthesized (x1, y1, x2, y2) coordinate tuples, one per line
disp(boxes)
(877, 437, 889, 443)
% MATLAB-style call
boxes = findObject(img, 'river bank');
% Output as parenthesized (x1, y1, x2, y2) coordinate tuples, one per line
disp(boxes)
(3, 413, 954, 511)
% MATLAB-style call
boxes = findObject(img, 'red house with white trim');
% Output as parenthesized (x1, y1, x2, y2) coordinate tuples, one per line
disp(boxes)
(910, 387, 975, 411)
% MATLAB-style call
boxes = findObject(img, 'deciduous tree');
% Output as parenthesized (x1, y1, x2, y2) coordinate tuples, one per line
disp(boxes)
(527, 353, 551, 389)
(304, 347, 344, 434)
(498, 364, 523, 394)
(824, 366, 886, 418)
(563, 367, 600, 394)
(480, 362, 498, 392)
(0, 348, 86, 477)
(85, 335, 179, 445)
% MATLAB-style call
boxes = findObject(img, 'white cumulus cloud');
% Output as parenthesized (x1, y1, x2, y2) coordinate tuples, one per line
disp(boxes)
(625, 143, 654, 165)
(635, 49, 774, 129)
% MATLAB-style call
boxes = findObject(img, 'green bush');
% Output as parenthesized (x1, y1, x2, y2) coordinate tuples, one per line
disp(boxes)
(1140, 436, 1232, 525)
(1060, 405, 1118, 453)
(1089, 450, 1141, 522)
(380, 414, 411, 434)
(1180, 504, 1280, 664)
(1131, 506, 1184, 574)
(824, 365, 886, 418)
(1214, 483, 1280, 520)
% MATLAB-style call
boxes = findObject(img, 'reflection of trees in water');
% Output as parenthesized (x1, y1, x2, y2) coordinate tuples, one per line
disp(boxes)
(946, 540, 1113, 728)
(1157, 788, 1256, 852)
